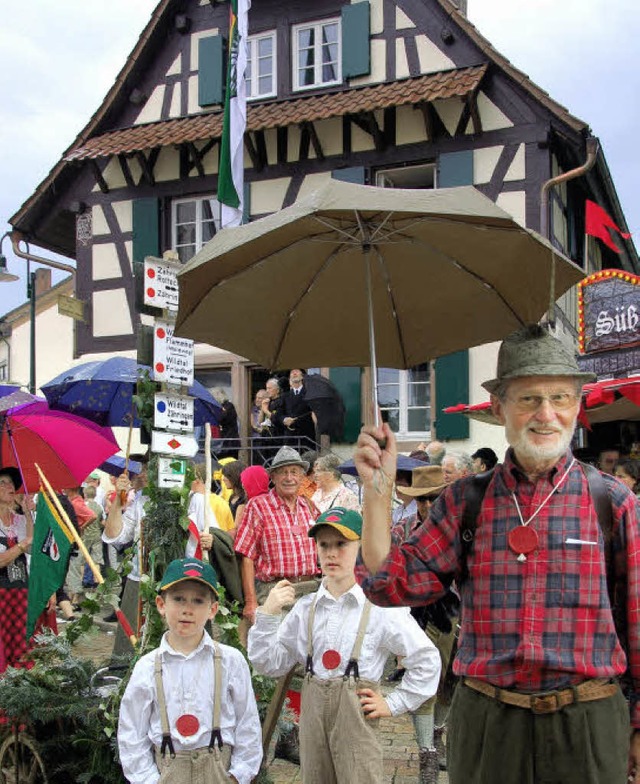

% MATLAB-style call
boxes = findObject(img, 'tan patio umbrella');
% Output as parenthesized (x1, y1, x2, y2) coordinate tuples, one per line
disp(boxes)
(176, 180, 583, 413)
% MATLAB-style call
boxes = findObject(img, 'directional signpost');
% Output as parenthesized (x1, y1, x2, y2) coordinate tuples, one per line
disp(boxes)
(144, 258, 180, 311)
(154, 393, 195, 433)
(151, 431, 199, 459)
(157, 456, 187, 489)
(153, 320, 195, 386)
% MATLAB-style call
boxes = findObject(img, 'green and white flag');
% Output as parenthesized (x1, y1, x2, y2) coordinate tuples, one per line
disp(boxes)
(218, 0, 251, 228)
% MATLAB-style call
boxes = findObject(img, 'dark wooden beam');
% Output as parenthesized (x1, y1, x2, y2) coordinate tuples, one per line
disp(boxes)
(255, 130, 268, 169)
(417, 101, 449, 141)
(185, 142, 206, 177)
(468, 90, 483, 136)
(245, 133, 265, 171)
(300, 121, 324, 162)
(455, 99, 472, 137)
(89, 160, 110, 194)
(299, 123, 311, 161)
(342, 115, 352, 158)
(277, 127, 288, 165)
(135, 148, 160, 186)
(350, 111, 386, 152)
(383, 107, 396, 148)
(117, 154, 136, 189)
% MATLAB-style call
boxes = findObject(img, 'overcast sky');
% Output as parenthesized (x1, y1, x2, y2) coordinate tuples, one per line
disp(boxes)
(1, 0, 638, 314)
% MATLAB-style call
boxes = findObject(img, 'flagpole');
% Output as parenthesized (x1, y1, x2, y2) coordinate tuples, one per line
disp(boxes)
(202, 422, 214, 563)
(34, 463, 137, 646)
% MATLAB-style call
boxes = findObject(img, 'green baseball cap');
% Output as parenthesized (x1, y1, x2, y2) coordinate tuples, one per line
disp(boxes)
(308, 507, 362, 541)
(158, 558, 219, 598)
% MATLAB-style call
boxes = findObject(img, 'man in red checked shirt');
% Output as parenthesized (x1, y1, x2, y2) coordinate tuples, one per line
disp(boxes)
(354, 324, 640, 784)
(235, 445, 319, 763)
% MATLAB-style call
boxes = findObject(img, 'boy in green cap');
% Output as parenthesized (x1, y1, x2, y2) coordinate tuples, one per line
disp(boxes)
(118, 558, 262, 784)
(248, 508, 440, 784)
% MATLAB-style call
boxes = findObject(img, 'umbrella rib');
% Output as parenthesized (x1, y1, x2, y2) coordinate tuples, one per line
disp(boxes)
(271, 244, 351, 368)
(374, 247, 409, 368)
(410, 236, 527, 327)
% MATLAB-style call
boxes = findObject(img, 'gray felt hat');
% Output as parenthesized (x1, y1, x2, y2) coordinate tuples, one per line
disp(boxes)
(268, 446, 310, 474)
(482, 324, 596, 394)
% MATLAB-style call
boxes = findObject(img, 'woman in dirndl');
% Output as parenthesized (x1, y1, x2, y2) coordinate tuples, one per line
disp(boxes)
(0, 466, 34, 672)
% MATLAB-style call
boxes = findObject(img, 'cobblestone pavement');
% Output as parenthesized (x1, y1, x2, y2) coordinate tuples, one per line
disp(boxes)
(71, 619, 448, 783)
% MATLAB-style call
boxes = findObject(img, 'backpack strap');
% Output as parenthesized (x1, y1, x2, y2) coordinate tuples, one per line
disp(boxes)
(459, 469, 495, 584)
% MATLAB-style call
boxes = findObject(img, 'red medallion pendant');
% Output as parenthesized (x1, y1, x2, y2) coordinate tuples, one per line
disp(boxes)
(508, 526, 538, 560)
(322, 649, 342, 670)
(175, 714, 200, 737)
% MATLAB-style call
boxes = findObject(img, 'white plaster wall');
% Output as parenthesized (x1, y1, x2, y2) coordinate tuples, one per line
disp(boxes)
(315, 117, 344, 158)
(473, 146, 503, 185)
(92, 289, 133, 337)
(476, 92, 514, 131)
(167, 53, 181, 77)
(155, 148, 181, 182)
(92, 243, 123, 281)
(250, 177, 291, 214)
(396, 8, 415, 29)
(169, 83, 182, 118)
(91, 205, 109, 236)
(9, 305, 74, 393)
(396, 105, 425, 145)
(112, 201, 133, 234)
(395, 38, 410, 79)
(134, 84, 165, 125)
(433, 98, 464, 136)
(496, 191, 527, 227)
(415, 35, 455, 74)
(504, 143, 526, 181)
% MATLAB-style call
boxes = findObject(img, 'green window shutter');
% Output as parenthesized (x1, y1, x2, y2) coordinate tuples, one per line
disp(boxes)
(341, 2, 370, 79)
(434, 350, 469, 440)
(199, 35, 224, 107)
(332, 166, 366, 184)
(438, 150, 474, 187)
(435, 150, 473, 440)
(243, 182, 251, 224)
(329, 367, 362, 443)
(132, 197, 160, 263)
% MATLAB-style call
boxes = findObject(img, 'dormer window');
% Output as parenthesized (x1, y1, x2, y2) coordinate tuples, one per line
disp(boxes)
(246, 31, 277, 100)
(292, 18, 341, 91)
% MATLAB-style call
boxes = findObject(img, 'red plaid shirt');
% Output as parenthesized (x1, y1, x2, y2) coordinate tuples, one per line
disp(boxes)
(235, 489, 318, 582)
(356, 450, 640, 725)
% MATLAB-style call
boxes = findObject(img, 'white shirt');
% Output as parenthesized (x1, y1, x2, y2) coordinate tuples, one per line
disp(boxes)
(101, 491, 145, 580)
(248, 582, 440, 716)
(118, 631, 262, 784)
(392, 498, 417, 525)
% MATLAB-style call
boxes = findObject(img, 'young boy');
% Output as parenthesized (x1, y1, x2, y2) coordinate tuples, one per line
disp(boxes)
(248, 508, 441, 784)
(118, 558, 262, 784)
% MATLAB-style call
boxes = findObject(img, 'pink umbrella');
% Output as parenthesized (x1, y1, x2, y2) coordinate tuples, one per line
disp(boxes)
(0, 399, 119, 493)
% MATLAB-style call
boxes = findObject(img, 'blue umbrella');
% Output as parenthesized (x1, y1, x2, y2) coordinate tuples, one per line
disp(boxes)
(98, 454, 142, 477)
(41, 357, 221, 427)
(338, 454, 428, 477)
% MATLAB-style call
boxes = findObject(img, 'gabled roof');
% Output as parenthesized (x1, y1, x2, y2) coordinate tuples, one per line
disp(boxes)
(65, 65, 487, 161)
(9, 0, 619, 258)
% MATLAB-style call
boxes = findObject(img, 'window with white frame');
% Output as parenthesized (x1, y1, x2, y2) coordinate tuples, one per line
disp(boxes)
(172, 196, 222, 264)
(377, 364, 432, 437)
(246, 31, 277, 99)
(292, 18, 341, 91)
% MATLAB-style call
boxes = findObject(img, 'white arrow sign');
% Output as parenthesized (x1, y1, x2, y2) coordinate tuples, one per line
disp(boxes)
(157, 457, 187, 489)
(144, 258, 180, 311)
(153, 320, 194, 386)
(154, 393, 195, 433)
(151, 431, 199, 458)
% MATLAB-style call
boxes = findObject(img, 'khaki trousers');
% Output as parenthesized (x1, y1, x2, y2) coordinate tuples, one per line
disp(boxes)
(299, 676, 383, 784)
(154, 744, 231, 784)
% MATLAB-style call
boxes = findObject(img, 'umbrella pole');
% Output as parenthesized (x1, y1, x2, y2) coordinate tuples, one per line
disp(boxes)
(363, 245, 381, 427)
(34, 463, 138, 647)
(203, 423, 214, 563)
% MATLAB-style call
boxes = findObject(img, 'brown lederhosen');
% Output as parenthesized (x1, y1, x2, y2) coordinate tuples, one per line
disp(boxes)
(153, 642, 232, 784)
(299, 596, 384, 784)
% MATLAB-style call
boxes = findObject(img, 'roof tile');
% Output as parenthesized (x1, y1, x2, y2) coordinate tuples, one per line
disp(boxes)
(65, 65, 487, 161)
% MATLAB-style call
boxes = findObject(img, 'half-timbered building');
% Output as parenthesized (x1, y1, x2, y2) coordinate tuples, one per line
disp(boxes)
(9, 0, 637, 454)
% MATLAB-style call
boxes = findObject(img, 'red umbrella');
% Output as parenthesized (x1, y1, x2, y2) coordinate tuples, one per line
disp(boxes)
(0, 399, 119, 493)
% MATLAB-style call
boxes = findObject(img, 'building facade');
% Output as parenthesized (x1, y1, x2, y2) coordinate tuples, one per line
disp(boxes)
(9, 0, 637, 454)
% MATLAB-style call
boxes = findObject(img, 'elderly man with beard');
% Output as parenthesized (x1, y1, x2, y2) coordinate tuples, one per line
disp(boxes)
(353, 324, 640, 784)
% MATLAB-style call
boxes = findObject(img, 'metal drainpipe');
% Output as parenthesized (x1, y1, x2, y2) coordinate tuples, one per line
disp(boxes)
(539, 136, 599, 326)
(540, 136, 599, 240)
(9, 231, 76, 276)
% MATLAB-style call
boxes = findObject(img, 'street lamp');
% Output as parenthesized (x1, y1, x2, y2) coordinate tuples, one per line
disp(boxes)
(0, 231, 76, 393)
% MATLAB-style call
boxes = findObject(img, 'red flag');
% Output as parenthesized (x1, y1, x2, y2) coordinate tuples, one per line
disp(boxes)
(585, 200, 631, 253)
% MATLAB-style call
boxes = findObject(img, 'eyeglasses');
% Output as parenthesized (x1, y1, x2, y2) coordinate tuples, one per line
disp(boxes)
(506, 392, 579, 413)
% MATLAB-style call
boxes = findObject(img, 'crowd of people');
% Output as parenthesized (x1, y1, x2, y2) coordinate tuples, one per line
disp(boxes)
(2, 325, 640, 783)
